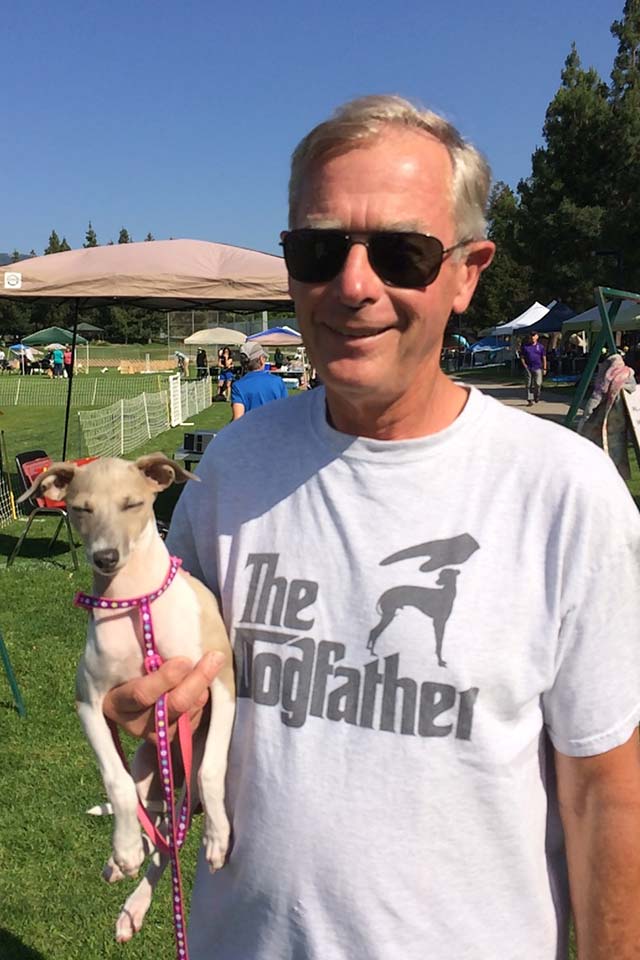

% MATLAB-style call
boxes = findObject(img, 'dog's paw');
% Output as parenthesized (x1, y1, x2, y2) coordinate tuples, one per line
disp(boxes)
(115, 886, 153, 943)
(113, 836, 145, 878)
(203, 814, 230, 873)
(102, 856, 126, 884)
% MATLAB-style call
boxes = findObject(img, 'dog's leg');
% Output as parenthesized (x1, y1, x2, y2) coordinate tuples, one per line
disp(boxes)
(199, 665, 235, 872)
(77, 698, 145, 877)
(115, 846, 170, 942)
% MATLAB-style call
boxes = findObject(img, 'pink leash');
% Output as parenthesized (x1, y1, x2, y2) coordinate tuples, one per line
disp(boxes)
(75, 556, 192, 959)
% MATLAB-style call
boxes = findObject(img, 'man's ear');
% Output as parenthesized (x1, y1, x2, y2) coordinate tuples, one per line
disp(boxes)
(17, 462, 76, 504)
(135, 453, 200, 491)
(451, 240, 495, 315)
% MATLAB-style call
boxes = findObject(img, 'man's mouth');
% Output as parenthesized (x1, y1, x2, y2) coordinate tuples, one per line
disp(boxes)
(325, 325, 395, 339)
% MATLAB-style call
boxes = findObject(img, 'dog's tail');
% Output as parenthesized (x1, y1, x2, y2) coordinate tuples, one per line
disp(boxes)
(86, 801, 168, 817)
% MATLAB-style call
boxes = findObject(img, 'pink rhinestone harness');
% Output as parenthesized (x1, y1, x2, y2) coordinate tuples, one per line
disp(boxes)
(75, 556, 192, 960)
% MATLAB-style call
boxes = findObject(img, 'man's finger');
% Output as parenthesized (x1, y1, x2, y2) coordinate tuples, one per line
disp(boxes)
(108, 658, 194, 715)
(165, 651, 226, 723)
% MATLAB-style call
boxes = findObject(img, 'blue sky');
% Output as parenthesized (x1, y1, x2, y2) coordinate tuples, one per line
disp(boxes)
(1, 0, 623, 256)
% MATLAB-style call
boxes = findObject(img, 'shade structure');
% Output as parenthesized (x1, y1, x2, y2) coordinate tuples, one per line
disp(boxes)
(527, 302, 575, 334)
(0, 238, 292, 310)
(246, 325, 303, 346)
(23, 325, 88, 346)
(183, 327, 247, 346)
(479, 301, 550, 337)
(562, 299, 640, 332)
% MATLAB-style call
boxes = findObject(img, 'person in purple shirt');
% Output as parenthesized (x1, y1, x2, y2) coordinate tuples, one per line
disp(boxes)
(520, 331, 547, 406)
(231, 341, 288, 421)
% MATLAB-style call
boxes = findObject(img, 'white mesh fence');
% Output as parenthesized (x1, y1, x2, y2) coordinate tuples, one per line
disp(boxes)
(168, 375, 212, 425)
(180, 376, 212, 420)
(78, 391, 170, 458)
(0, 375, 167, 408)
(0, 473, 15, 529)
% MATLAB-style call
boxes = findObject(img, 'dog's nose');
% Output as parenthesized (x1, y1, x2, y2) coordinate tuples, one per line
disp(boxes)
(93, 548, 120, 572)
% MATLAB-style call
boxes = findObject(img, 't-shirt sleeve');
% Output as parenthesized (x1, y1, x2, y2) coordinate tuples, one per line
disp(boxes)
(542, 468, 640, 757)
(279, 378, 288, 398)
(230, 380, 244, 405)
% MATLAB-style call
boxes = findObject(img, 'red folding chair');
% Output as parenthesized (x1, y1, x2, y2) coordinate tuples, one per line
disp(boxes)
(7, 450, 79, 568)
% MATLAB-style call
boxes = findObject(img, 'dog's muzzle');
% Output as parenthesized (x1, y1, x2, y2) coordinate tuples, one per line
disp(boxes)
(92, 548, 120, 573)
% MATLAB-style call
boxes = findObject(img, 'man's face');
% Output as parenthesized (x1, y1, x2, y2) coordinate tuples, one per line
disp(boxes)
(288, 129, 493, 420)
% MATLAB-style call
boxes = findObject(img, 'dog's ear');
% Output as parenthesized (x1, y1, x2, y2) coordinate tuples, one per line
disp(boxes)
(17, 461, 77, 504)
(135, 453, 199, 491)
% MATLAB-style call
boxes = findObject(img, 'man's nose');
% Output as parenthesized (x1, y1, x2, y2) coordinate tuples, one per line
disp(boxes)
(335, 241, 383, 306)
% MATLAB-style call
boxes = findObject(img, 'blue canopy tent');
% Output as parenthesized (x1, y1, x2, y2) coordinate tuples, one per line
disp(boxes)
(527, 302, 575, 334)
(245, 325, 302, 345)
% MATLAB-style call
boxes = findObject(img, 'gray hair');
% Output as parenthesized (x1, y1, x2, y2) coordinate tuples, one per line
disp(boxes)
(288, 95, 491, 244)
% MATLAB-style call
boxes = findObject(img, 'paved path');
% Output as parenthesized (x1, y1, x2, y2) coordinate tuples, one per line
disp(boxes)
(463, 381, 575, 425)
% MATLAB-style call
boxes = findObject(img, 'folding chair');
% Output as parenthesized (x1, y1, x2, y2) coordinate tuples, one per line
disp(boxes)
(6, 450, 79, 569)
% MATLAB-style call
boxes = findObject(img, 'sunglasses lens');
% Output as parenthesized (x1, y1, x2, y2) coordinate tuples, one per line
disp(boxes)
(283, 231, 348, 283)
(370, 233, 444, 288)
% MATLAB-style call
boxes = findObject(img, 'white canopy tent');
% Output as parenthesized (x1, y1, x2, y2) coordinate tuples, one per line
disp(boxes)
(183, 327, 247, 346)
(562, 299, 640, 332)
(479, 301, 550, 337)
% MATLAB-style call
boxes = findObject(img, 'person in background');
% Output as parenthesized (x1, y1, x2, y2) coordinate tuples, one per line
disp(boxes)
(274, 346, 285, 368)
(230, 341, 287, 420)
(217, 346, 235, 400)
(520, 330, 547, 405)
(0, 347, 6, 373)
(175, 351, 189, 378)
(196, 348, 208, 380)
(51, 346, 64, 378)
(105, 94, 640, 960)
(63, 346, 73, 379)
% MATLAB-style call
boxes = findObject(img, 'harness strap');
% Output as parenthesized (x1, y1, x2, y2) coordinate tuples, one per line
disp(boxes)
(76, 556, 192, 960)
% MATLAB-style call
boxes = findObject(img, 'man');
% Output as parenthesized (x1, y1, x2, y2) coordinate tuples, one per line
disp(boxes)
(106, 96, 640, 959)
(230, 341, 287, 420)
(521, 330, 547, 405)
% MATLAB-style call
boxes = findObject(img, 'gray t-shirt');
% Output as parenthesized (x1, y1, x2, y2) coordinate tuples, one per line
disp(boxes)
(168, 386, 640, 960)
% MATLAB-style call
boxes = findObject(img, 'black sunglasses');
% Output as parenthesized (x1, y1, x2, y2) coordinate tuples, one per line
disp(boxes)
(280, 229, 473, 289)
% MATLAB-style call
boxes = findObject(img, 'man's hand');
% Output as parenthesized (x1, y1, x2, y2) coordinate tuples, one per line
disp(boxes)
(103, 652, 226, 742)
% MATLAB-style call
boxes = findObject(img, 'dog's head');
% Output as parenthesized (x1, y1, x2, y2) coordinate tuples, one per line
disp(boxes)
(18, 453, 197, 575)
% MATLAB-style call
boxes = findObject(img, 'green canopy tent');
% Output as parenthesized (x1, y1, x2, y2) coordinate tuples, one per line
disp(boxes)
(22, 326, 88, 346)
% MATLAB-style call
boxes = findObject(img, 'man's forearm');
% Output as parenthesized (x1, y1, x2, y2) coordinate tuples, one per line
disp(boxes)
(562, 788, 640, 958)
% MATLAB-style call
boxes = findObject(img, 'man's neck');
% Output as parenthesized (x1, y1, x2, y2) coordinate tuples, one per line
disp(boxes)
(324, 371, 469, 440)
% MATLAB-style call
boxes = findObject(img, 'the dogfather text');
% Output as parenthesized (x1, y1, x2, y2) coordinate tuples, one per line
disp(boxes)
(232, 554, 479, 739)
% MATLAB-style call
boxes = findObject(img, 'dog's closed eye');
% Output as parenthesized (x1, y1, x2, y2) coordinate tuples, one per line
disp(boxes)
(122, 501, 144, 510)
(72, 504, 94, 514)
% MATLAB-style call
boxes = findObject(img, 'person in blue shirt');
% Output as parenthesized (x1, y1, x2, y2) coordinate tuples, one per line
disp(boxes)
(231, 341, 288, 420)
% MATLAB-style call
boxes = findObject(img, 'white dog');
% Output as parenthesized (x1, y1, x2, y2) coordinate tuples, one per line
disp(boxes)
(21, 453, 235, 942)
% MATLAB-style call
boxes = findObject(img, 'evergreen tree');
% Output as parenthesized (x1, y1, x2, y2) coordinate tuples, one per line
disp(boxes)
(11, 249, 21, 263)
(516, 45, 613, 309)
(464, 182, 533, 332)
(608, 0, 640, 289)
(118, 228, 131, 244)
(145, 232, 154, 241)
(29, 249, 37, 258)
(60, 237, 71, 252)
(45, 230, 62, 255)
(84, 221, 98, 247)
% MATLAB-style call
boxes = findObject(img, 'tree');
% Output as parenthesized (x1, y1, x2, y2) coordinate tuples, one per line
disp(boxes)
(60, 237, 71, 252)
(118, 228, 131, 244)
(607, 0, 640, 289)
(464, 182, 533, 332)
(145, 232, 154, 241)
(11, 249, 21, 263)
(516, 45, 613, 309)
(29, 249, 37, 258)
(44, 230, 63, 255)
(84, 221, 98, 247)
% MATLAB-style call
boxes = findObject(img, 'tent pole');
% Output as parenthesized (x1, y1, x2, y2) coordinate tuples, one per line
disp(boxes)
(62, 301, 79, 460)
